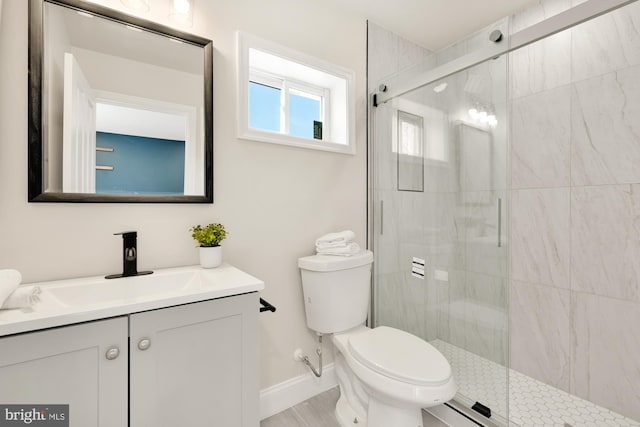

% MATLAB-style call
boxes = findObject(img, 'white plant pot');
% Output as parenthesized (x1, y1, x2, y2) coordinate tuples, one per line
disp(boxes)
(199, 246, 222, 268)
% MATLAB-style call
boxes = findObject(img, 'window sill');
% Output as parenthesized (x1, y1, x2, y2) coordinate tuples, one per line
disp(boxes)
(238, 128, 355, 155)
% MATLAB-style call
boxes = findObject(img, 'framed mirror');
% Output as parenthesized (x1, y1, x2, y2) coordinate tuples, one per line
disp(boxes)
(28, 0, 213, 203)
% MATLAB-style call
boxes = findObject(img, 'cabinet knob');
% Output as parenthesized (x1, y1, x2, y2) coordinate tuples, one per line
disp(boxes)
(138, 338, 151, 351)
(105, 346, 120, 360)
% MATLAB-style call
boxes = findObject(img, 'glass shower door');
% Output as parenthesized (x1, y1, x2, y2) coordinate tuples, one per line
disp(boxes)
(372, 52, 509, 422)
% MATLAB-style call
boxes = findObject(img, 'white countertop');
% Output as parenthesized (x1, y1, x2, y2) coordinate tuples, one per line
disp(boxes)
(0, 264, 264, 337)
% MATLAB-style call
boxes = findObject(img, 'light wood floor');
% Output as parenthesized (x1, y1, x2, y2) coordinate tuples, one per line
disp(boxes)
(261, 387, 449, 427)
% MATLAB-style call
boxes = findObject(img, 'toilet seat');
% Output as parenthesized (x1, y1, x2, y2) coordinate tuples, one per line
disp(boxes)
(332, 325, 457, 409)
(348, 326, 452, 386)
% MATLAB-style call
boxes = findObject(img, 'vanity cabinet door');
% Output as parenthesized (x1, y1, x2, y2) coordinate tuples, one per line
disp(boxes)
(0, 317, 128, 427)
(129, 293, 259, 427)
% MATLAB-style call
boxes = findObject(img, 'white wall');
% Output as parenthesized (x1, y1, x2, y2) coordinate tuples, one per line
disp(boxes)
(72, 48, 202, 107)
(0, 0, 367, 391)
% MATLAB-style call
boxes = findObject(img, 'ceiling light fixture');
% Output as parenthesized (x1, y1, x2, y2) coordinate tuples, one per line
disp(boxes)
(468, 106, 498, 127)
(169, 0, 194, 27)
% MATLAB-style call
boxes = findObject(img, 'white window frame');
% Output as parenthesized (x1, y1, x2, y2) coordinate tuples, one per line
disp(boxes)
(249, 70, 331, 138)
(237, 32, 355, 155)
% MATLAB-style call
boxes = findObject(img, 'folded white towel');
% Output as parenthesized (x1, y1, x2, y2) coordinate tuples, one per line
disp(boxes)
(2, 286, 41, 309)
(0, 269, 22, 307)
(316, 241, 353, 250)
(315, 230, 355, 248)
(317, 242, 361, 256)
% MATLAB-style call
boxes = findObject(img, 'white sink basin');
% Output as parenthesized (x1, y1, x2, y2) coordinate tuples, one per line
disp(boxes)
(0, 264, 264, 337)
(44, 270, 201, 307)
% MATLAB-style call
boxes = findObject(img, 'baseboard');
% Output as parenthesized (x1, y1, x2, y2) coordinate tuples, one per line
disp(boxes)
(260, 363, 337, 420)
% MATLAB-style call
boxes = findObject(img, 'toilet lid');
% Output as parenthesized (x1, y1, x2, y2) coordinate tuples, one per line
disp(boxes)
(348, 326, 452, 386)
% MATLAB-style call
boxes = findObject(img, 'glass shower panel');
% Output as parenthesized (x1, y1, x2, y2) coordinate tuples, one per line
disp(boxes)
(373, 53, 509, 421)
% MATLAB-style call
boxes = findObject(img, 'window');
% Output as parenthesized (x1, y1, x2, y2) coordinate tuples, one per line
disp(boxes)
(248, 80, 281, 133)
(397, 110, 424, 192)
(288, 87, 323, 139)
(392, 99, 448, 164)
(248, 71, 328, 139)
(237, 32, 355, 154)
(397, 110, 423, 158)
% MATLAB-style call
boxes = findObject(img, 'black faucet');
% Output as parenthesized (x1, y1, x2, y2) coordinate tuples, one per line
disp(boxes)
(106, 231, 153, 279)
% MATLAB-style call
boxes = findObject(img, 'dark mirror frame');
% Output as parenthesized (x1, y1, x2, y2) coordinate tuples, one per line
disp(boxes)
(28, 0, 214, 203)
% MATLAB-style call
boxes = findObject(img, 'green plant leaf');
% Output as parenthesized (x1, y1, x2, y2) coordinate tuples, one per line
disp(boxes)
(189, 223, 227, 247)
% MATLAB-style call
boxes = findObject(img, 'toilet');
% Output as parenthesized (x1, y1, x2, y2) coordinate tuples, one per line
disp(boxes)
(298, 250, 456, 427)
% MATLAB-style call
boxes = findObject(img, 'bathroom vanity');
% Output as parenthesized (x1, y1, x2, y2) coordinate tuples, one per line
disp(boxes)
(0, 265, 263, 427)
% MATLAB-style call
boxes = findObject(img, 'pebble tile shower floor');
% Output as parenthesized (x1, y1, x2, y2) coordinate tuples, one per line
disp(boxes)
(432, 340, 639, 426)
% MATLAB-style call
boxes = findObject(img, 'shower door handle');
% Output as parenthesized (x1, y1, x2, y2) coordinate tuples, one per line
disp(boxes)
(380, 200, 384, 235)
(497, 198, 502, 248)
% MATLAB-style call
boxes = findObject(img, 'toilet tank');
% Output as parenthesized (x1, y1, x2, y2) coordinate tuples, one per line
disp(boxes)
(298, 250, 373, 334)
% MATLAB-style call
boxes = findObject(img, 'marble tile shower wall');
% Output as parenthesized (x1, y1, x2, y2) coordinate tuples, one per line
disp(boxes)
(508, 0, 640, 421)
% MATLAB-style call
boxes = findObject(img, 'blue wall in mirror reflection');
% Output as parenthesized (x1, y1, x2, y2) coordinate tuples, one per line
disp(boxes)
(96, 132, 185, 195)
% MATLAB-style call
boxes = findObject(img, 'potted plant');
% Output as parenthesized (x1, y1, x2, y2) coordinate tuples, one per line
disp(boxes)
(190, 223, 227, 268)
